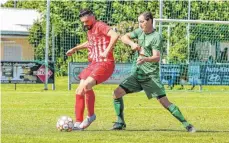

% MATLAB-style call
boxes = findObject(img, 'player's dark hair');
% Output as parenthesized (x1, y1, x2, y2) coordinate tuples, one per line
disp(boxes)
(79, 9, 93, 18)
(141, 12, 154, 22)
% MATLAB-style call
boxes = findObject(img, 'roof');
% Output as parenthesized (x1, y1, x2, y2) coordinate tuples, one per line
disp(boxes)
(0, 8, 41, 36)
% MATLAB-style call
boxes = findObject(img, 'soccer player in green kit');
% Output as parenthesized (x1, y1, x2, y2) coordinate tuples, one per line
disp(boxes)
(111, 12, 196, 133)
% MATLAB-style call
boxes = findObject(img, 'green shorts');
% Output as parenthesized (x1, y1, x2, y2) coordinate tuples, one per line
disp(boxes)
(119, 74, 166, 99)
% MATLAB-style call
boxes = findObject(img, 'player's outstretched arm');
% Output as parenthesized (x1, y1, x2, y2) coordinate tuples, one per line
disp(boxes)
(121, 33, 140, 51)
(66, 41, 88, 56)
(100, 29, 119, 58)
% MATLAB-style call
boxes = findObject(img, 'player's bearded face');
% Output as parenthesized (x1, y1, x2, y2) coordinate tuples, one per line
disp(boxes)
(84, 23, 93, 30)
(80, 16, 94, 30)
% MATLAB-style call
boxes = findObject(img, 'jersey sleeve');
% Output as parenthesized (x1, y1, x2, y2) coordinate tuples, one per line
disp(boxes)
(130, 28, 142, 39)
(152, 33, 163, 51)
(97, 22, 111, 35)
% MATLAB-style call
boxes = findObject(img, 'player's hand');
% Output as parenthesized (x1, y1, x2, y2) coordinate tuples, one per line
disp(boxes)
(137, 56, 146, 65)
(66, 49, 76, 56)
(99, 50, 109, 59)
(130, 43, 141, 51)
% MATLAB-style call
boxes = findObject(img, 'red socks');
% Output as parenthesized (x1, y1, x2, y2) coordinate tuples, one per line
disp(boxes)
(85, 90, 95, 117)
(75, 90, 95, 122)
(75, 94, 85, 122)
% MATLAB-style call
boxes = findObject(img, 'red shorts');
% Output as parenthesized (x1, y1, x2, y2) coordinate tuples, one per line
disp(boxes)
(78, 61, 115, 84)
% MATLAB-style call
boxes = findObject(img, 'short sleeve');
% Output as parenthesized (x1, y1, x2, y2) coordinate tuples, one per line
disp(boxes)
(152, 33, 162, 51)
(97, 22, 111, 35)
(130, 28, 142, 39)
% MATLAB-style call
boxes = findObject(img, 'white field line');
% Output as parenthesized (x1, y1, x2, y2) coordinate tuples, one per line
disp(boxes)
(1, 90, 229, 94)
(2, 106, 229, 110)
(1, 91, 229, 95)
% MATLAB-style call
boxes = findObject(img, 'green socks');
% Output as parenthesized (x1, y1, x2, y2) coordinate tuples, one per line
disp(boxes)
(114, 99, 190, 127)
(168, 104, 190, 127)
(113, 97, 125, 123)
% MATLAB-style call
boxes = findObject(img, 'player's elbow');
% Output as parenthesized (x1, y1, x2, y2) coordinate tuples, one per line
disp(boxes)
(109, 30, 119, 41)
(151, 56, 160, 63)
(155, 56, 160, 62)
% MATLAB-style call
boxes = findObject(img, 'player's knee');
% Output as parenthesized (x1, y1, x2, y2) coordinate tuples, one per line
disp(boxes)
(83, 82, 92, 92)
(113, 88, 123, 99)
(158, 97, 171, 108)
(159, 101, 168, 108)
(75, 87, 84, 95)
(113, 91, 118, 99)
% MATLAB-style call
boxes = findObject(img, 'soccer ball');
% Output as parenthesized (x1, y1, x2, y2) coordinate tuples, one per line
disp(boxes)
(56, 116, 74, 132)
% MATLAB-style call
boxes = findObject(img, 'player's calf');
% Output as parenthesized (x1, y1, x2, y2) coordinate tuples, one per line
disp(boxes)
(113, 87, 126, 99)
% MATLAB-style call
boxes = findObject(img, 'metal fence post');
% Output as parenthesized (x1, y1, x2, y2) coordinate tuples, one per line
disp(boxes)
(44, 0, 50, 90)
(52, 25, 55, 90)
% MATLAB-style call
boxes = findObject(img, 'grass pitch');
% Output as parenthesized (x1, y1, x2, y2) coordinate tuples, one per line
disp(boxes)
(1, 77, 229, 143)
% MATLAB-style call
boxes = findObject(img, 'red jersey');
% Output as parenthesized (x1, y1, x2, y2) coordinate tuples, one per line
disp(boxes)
(87, 21, 114, 62)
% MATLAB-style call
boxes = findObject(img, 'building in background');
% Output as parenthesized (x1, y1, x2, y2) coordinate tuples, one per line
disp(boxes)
(1, 8, 40, 61)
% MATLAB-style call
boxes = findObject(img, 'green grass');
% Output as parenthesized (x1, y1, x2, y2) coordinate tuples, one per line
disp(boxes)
(1, 77, 229, 143)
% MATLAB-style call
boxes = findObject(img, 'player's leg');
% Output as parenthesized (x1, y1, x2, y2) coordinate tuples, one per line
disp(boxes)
(112, 86, 126, 130)
(157, 96, 188, 125)
(111, 75, 143, 130)
(157, 96, 196, 133)
(73, 64, 94, 130)
(79, 76, 97, 129)
(74, 79, 86, 130)
(141, 77, 196, 132)
(80, 62, 115, 129)
(84, 76, 96, 117)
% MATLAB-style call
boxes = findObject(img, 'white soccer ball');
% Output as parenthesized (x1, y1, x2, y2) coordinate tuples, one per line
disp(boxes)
(56, 116, 74, 132)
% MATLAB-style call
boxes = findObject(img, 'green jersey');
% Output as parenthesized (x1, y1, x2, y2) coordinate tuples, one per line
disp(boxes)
(130, 28, 162, 80)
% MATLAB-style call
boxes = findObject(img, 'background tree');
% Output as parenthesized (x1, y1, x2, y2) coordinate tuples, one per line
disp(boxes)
(2, 0, 229, 75)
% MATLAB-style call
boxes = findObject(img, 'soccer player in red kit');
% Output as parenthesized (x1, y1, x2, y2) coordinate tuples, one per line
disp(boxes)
(66, 9, 119, 130)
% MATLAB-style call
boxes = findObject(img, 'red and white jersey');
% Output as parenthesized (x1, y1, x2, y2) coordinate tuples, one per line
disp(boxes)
(87, 21, 114, 62)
